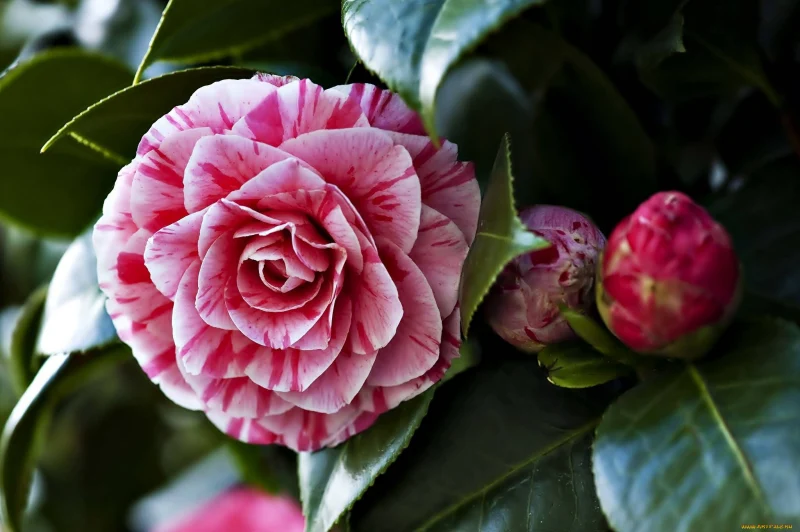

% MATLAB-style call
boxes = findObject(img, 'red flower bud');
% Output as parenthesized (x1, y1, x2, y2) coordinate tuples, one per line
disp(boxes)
(597, 191, 741, 359)
(487, 206, 606, 352)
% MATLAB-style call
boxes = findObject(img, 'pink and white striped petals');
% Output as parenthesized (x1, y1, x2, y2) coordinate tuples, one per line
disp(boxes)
(332, 83, 425, 135)
(361, 309, 461, 413)
(183, 135, 309, 213)
(367, 239, 441, 387)
(137, 79, 276, 156)
(232, 78, 369, 146)
(95, 76, 479, 452)
(131, 128, 212, 233)
(243, 294, 350, 393)
(145, 210, 204, 300)
(409, 205, 469, 318)
(348, 233, 403, 355)
(384, 131, 480, 244)
(196, 231, 242, 330)
(281, 128, 422, 253)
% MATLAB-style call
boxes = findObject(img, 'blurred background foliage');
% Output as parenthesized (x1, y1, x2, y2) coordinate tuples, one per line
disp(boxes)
(0, 0, 799, 530)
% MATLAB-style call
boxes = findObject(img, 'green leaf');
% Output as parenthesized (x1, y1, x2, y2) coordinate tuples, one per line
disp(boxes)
(538, 342, 631, 389)
(560, 308, 641, 366)
(458, 135, 549, 336)
(299, 390, 435, 532)
(0, 49, 132, 237)
(711, 156, 800, 307)
(640, 0, 778, 103)
(530, 28, 657, 224)
(593, 318, 800, 530)
(43, 66, 256, 161)
(0, 346, 129, 532)
(134, 0, 337, 82)
(227, 441, 300, 497)
(342, 0, 547, 138)
(8, 285, 48, 395)
(616, 0, 686, 67)
(36, 231, 118, 355)
(348, 357, 613, 531)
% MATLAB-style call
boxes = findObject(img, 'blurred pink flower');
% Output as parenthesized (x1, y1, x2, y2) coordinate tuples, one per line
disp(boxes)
(94, 75, 479, 451)
(487, 205, 605, 352)
(154, 488, 304, 532)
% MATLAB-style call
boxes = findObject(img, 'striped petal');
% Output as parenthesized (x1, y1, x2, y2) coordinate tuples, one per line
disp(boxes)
(131, 128, 211, 232)
(348, 232, 403, 354)
(242, 293, 349, 393)
(231, 78, 368, 146)
(366, 239, 441, 387)
(183, 135, 307, 213)
(409, 205, 469, 318)
(360, 309, 461, 413)
(95, 163, 138, 291)
(225, 273, 336, 349)
(384, 131, 480, 244)
(332, 83, 425, 135)
(137, 79, 276, 156)
(144, 210, 203, 300)
(280, 128, 421, 253)
(196, 230, 242, 330)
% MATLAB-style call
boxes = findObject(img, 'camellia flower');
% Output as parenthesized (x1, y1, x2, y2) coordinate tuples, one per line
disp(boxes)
(597, 191, 741, 359)
(94, 75, 480, 451)
(153, 487, 304, 532)
(486, 205, 606, 352)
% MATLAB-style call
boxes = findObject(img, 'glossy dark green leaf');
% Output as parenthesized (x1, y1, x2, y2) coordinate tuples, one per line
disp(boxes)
(134, 0, 337, 81)
(560, 308, 640, 367)
(593, 318, 800, 530)
(640, 0, 778, 103)
(43, 66, 255, 161)
(0, 49, 132, 236)
(711, 156, 800, 307)
(538, 342, 631, 389)
(299, 391, 436, 532)
(616, 0, 685, 67)
(0, 225, 67, 307)
(349, 357, 613, 531)
(458, 135, 549, 336)
(342, 0, 547, 136)
(0, 346, 129, 532)
(35, 231, 118, 355)
(8, 285, 48, 395)
(529, 29, 657, 225)
(227, 441, 299, 497)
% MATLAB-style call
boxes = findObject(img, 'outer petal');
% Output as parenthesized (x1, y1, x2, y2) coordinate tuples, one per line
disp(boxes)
(409, 205, 469, 318)
(144, 210, 204, 300)
(95, 163, 138, 291)
(131, 128, 211, 232)
(280, 128, 421, 253)
(137, 79, 276, 156)
(183, 135, 311, 213)
(331, 83, 425, 135)
(383, 131, 480, 244)
(207, 405, 363, 451)
(361, 309, 461, 413)
(231, 78, 368, 146)
(366, 239, 441, 387)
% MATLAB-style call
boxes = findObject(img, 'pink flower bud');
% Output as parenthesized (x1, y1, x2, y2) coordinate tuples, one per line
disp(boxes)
(597, 191, 741, 359)
(486, 206, 606, 352)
